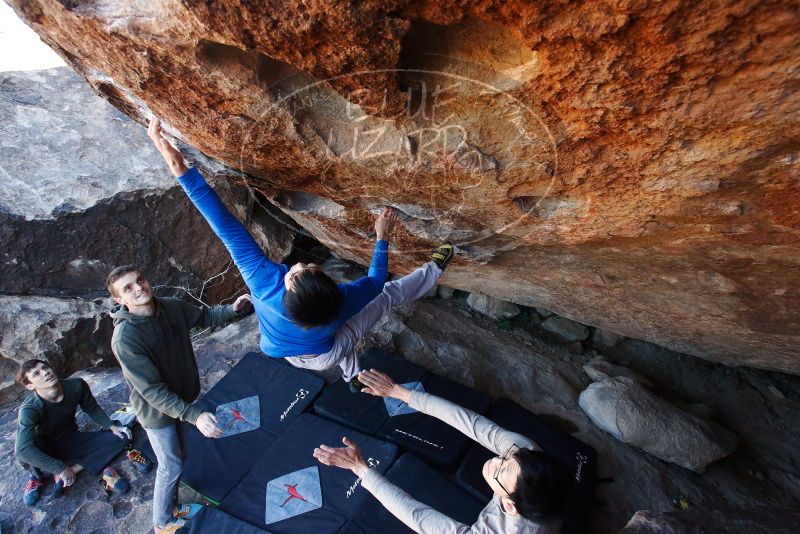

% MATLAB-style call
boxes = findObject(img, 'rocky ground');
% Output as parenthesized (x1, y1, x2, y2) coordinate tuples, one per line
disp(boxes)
(1, 276, 798, 533)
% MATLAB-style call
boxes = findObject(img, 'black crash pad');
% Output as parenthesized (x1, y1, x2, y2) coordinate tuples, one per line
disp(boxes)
(183, 505, 269, 533)
(220, 414, 398, 534)
(313, 348, 428, 435)
(375, 373, 492, 468)
(314, 348, 491, 468)
(343, 453, 485, 534)
(145, 353, 325, 504)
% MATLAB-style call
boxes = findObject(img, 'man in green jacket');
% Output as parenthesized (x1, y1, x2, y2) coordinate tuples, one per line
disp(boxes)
(15, 359, 143, 506)
(107, 265, 251, 534)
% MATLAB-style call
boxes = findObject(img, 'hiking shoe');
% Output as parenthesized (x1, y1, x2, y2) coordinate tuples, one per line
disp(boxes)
(154, 518, 186, 534)
(48, 478, 65, 502)
(22, 477, 43, 506)
(101, 467, 129, 493)
(173, 503, 203, 519)
(126, 447, 153, 473)
(431, 243, 455, 271)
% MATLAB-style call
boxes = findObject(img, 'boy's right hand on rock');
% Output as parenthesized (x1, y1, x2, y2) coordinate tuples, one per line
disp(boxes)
(196, 412, 222, 438)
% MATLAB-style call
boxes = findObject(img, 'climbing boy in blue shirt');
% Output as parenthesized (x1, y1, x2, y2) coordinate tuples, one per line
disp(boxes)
(147, 118, 454, 388)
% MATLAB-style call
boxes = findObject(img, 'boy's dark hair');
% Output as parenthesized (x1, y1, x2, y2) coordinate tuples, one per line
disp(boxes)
(282, 269, 343, 329)
(510, 449, 572, 522)
(106, 265, 140, 297)
(16, 359, 50, 386)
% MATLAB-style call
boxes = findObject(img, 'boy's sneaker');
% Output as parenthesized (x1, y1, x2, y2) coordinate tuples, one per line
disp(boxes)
(431, 243, 455, 271)
(126, 446, 153, 473)
(173, 503, 203, 520)
(101, 467, 129, 493)
(48, 478, 65, 502)
(155, 518, 186, 534)
(22, 477, 43, 506)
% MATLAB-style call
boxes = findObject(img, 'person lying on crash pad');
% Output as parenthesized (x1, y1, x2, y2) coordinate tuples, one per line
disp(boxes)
(314, 369, 570, 534)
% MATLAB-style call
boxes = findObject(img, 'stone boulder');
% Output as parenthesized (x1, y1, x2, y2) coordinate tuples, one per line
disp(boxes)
(7, 0, 800, 373)
(0, 296, 112, 403)
(437, 285, 455, 299)
(593, 328, 625, 349)
(466, 293, 521, 320)
(578, 377, 738, 471)
(542, 315, 590, 343)
(618, 506, 800, 533)
(583, 356, 654, 388)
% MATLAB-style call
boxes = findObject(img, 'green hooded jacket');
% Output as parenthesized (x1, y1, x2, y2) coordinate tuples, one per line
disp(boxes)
(110, 297, 240, 429)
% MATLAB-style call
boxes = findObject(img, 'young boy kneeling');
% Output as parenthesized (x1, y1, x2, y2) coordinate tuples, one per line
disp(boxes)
(15, 359, 151, 506)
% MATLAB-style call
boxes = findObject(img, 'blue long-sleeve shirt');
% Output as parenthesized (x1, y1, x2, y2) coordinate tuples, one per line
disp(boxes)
(177, 168, 389, 357)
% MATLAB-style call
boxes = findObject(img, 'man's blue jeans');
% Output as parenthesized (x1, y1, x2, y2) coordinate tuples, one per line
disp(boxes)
(145, 423, 182, 528)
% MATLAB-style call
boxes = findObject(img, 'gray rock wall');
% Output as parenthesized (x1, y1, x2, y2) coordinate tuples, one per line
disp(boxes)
(0, 67, 299, 401)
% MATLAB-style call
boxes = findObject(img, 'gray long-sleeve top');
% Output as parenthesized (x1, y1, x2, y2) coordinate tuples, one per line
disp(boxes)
(360, 390, 562, 534)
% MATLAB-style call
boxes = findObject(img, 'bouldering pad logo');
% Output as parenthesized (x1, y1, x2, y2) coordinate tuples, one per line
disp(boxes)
(384, 381, 425, 416)
(215, 395, 260, 438)
(265, 466, 323, 524)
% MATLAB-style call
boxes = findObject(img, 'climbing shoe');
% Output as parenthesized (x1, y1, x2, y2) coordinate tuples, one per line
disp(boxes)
(48, 478, 65, 502)
(431, 243, 455, 271)
(348, 376, 366, 394)
(101, 467, 129, 493)
(126, 446, 153, 473)
(154, 519, 186, 534)
(173, 503, 203, 520)
(22, 476, 43, 506)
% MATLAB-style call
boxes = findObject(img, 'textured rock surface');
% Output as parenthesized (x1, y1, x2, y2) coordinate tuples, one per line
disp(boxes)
(583, 356, 654, 388)
(579, 376, 738, 471)
(465, 292, 521, 320)
(6, 1, 800, 373)
(618, 506, 800, 533)
(0, 296, 111, 404)
(0, 67, 296, 302)
(541, 315, 591, 343)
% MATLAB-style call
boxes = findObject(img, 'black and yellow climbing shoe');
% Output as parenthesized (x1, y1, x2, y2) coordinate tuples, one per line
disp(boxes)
(431, 243, 455, 271)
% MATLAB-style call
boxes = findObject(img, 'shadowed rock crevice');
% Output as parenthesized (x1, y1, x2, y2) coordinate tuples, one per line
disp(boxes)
(274, 190, 345, 219)
(398, 17, 540, 92)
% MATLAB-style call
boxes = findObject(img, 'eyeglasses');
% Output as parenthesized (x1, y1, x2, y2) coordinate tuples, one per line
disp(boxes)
(492, 443, 519, 496)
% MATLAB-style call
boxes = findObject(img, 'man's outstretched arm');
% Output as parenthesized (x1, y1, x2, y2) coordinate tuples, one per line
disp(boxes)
(359, 370, 537, 456)
(315, 437, 471, 534)
(147, 118, 285, 297)
(180, 293, 253, 330)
